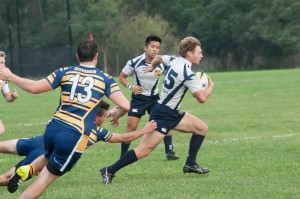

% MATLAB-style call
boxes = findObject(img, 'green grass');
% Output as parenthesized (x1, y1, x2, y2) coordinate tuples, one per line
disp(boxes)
(1, 69, 300, 198)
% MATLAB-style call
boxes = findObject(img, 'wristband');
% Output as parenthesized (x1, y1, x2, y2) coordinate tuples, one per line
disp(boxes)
(127, 83, 133, 90)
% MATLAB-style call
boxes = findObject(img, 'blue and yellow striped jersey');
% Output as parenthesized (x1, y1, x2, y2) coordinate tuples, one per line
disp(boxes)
(87, 125, 112, 146)
(45, 65, 120, 136)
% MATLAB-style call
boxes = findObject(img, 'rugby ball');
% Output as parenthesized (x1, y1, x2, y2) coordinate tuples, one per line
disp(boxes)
(196, 71, 208, 90)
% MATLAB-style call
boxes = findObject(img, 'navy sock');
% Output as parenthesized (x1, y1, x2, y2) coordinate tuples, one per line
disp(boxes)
(121, 143, 131, 157)
(164, 135, 173, 154)
(108, 150, 138, 174)
(186, 134, 205, 165)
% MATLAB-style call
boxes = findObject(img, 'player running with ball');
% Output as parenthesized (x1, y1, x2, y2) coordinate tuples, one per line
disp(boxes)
(100, 36, 214, 184)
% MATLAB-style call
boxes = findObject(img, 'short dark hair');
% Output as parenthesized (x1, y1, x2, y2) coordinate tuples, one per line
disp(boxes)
(96, 101, 110, 117)
(145, 35, 162, 46)
(77, 39, 98, 62)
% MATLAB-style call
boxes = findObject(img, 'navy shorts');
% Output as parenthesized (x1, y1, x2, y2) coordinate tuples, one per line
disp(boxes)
(128, 94, 159, 118)
(149, 104, 185, 135)
(16, 135, 45, 166)
(44, 120, 89, 174)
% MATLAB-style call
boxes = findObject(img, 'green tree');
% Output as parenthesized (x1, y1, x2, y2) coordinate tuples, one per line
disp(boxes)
(125, 0, 300, 70)
(116, 12, 177, 60)
(70, 0, 124, 73)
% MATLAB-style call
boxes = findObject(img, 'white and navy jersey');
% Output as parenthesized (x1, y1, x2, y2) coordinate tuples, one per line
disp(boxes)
(122, 53, 168, 96)
(0, 80, 9, 94)
(158, 55, 203, 110)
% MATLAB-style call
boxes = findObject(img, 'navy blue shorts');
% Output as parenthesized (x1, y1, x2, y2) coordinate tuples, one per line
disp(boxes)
(44, 120, 89, 174)
(16, 135, 45, 166)
(128, 94, 159, 118)
(149, 104, 185, 135)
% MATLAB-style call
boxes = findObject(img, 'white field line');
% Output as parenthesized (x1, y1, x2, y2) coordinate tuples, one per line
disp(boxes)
(205, 133, 298, 144)
(15, 122, 47, 127)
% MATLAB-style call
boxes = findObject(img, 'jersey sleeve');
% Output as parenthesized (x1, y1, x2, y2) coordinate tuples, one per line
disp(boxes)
(104, 75, 121, 98)
(96, 127, 113, 142)
(122, 59, 135, 76)
(45, 67, 66, 89)
(87, 126, 112, 147)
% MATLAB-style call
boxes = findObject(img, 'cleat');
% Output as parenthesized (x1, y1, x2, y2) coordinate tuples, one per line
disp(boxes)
(100, 167, 114, 184)
(7, 173, 22, 193)
(183, 163, 210, 174)
(7, 165, 33, 193)
(166, 151, 180, 160)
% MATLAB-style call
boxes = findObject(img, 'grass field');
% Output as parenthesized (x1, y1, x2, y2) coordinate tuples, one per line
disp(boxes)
(0, 68, 299, 199)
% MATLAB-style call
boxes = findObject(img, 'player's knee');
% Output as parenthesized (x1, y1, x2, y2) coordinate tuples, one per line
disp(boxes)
(135, 146, 154, 159)
(195, 123, 208, 135)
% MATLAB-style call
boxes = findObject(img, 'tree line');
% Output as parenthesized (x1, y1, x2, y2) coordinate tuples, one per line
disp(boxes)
(0, 0, 299, 74)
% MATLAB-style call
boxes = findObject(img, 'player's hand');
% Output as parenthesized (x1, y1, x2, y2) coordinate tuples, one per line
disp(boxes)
(11, 89, 19, 100)
(107, 106, 119, 117)
(0, 66, 13, 81)
(109, 118, 119, 127)
(142, 63, 155, 73)
(206, 74, 214, 87)
(131, 85, 142, 95)
(108, 106, 120, 127)
(142, 120, 157, 134)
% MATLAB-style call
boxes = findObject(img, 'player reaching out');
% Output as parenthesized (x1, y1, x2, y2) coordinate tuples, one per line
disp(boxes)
(0, 101, 156, 187)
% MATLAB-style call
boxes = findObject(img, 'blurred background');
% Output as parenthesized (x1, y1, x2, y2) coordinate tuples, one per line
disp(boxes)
(0, 0, 299, 77)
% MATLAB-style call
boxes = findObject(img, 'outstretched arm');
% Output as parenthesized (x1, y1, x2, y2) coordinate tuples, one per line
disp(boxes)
(0, 67, 52, 94)
(108, 120, 157, 143)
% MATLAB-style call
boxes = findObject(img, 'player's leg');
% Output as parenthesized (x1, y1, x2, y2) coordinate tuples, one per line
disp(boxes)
(8, 151, 62, 193)
(19, 166, 59, 199)
(0, 167, 15, 186)
(121, 95, 151, 157)
(121, 116, 140, 157)
(164, 131, 180, 160)
(5, 155, 46, 190)
(7, 161, 36, 193)
(1, 137, 45, 187)
(134, 130, 165, 158)
(0, 139, 18, 154)
(101, 130, 164, 184)
(8, 122, 87, 194)
(0, 120, 5, 135)
(147, 99, 179, 160)
(30, 155, 48, 175)
(16, 136, 46, 175)
(174, 112, 209, 174)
